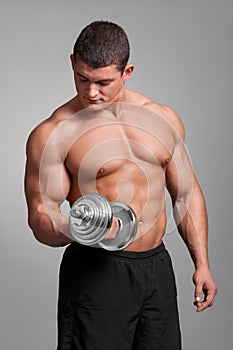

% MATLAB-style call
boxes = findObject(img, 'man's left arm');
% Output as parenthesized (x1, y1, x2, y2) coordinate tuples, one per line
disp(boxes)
(165, 115, 217, 312)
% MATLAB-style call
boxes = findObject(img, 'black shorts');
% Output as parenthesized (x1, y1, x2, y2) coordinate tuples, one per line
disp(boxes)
(57, 242, 181, 350)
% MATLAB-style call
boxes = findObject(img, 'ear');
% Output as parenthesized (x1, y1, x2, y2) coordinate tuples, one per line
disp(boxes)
(123, 64, 134, 81)
(70, 54, 75, 70)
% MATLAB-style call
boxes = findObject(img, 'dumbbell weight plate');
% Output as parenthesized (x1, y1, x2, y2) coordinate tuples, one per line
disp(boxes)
(69, 193, 113, 245)
(99, 202, 138, 251)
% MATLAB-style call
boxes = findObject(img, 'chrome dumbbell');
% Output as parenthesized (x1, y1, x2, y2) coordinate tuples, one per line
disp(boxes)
(69, 193, 138, 251)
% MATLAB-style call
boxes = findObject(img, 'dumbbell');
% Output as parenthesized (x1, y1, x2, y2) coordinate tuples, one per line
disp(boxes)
(69, 193, 138, 251)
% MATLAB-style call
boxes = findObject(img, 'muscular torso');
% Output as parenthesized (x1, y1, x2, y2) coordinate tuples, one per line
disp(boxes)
(48, 91, 177, 251)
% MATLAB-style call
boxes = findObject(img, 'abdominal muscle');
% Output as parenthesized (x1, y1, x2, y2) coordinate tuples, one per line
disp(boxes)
(99, 164, 167, 251)
(67, 159, 168, 252)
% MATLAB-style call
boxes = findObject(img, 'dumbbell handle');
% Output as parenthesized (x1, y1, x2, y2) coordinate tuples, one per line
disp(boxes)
(70, 205, 93, 224)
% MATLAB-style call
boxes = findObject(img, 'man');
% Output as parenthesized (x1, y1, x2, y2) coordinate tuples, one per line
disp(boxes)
(24, 21, 217, 349)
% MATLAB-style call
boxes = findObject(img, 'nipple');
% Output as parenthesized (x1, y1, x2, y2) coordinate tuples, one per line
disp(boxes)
(98, 167, 105, 175)
(163, 159, 170, 167)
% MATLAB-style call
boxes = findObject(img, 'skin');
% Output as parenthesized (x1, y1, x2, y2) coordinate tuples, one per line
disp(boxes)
(24, 55, 217, 312)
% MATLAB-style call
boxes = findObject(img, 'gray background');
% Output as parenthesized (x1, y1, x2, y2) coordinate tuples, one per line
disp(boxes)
(1, 0, 232, 349)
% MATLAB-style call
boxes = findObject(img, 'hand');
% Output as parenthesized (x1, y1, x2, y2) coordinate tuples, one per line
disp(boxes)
(104, 217, 120, 240)
(192, 267, 217, 312)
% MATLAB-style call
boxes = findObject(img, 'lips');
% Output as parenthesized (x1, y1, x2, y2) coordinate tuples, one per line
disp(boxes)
(86, 98, 103, 105)
(82, 97, 105, 107)
(84, 97, 98, 102)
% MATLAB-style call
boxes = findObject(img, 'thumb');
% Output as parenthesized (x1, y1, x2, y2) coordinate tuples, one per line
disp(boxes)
(193, 273, 204, 310)
(194, 282, 203, 301)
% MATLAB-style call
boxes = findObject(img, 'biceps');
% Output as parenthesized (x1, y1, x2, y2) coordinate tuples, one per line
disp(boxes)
(25, 159, 70, 211)
(166, 145, 194, 203)
(39, 162, 70, 204)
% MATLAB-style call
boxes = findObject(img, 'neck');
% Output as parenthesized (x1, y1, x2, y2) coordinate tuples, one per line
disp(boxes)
(113, 87, 127, 103)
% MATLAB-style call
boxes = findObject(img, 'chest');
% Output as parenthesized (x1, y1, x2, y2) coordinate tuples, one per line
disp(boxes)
(65, 119, 175, 179)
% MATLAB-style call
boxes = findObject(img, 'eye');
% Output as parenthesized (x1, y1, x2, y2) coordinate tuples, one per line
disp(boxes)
(98, 81, 110, 86)
(79, 78, 88, 83)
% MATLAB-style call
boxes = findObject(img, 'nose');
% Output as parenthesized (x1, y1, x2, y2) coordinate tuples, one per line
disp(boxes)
(87, 83, 99, 99)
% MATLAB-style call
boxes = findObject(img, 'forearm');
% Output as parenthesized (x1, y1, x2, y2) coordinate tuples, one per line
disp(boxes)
(29, 203, 120, 248)
(174, 183, 210, 269)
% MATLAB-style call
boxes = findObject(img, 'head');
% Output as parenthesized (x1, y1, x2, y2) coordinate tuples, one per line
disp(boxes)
(70, 20, 134, 107)
(73, 20, 130, 74)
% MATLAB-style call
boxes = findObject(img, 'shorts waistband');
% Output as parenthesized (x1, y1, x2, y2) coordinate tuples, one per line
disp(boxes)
(70, 241, 165, 259)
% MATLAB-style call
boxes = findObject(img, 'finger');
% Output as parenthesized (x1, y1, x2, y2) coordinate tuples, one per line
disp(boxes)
(195, 296, 202, 302)
(105, 217, 119, 239)
(204, 290, 216, 308)
(196, 299, 213, 312)
(193, 295, 203, 310)
(194, 284, 203, 309)
(195, 290, 216, 312)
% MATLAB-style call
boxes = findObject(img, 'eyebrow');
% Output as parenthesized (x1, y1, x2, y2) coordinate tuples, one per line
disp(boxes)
(76, 72, 115, 83)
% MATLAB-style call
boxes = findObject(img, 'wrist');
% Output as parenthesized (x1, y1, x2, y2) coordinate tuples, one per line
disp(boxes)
(194, 260, 210, 271)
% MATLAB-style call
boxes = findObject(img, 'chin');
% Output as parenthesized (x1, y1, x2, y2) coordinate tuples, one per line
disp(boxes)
(81, 98, 102, 108)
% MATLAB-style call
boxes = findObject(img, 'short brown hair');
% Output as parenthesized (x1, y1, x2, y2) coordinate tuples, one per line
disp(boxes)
(73, 20, 130, 73)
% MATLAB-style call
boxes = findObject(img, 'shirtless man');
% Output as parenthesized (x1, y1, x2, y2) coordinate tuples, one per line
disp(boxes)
(24, 21, 217, 350)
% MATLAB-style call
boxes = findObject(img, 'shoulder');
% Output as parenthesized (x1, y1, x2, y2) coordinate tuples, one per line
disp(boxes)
(26, 97, 80, 157)
(125, 89, 152, 106)
(26, 113, 59, 148)
(143, 101, 185, 140)
(125, 89, 185, 139)
(26, 106, 72, 161)
(25, 118, 56, 164)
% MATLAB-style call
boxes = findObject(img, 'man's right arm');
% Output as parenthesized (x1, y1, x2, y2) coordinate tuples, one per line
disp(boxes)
(24, 121, 74, 247)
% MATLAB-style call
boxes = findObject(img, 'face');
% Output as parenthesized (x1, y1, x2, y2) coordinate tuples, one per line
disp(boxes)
(71, 55, 134, 108)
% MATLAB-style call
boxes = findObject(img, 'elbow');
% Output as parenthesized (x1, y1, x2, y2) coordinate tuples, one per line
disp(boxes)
(26, 203, 72, 248)
(30, 226, 68, 248)
(27, 216, 48, 246)
(27, 213, 66, 248)
(27, 213, 42, 240)
(33, 231, 66, 248)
